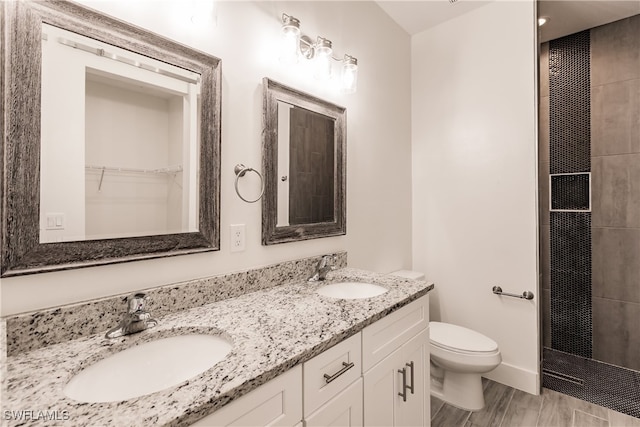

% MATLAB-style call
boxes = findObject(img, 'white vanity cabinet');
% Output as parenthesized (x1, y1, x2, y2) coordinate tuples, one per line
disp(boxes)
(305, 378, 363, 426)
(362, 295, 430, 427)
(191, 365, 302, 427)
(191, 294, 430, 427)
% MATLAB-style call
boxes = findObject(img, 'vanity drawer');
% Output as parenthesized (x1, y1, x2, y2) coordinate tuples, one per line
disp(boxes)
(303, 332, 362, 416)
(362, 295, 429, 371)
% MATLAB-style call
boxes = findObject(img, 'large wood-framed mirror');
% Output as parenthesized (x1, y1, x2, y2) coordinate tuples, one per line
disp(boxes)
(262, 78, 346, 245)
(0, 1, 221, 277)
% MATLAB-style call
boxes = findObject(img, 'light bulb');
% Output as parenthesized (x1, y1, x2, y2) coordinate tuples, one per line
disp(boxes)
(314, 36, 332, 81)
(341, 54, 358, 94)
(280, 14, 301, 65)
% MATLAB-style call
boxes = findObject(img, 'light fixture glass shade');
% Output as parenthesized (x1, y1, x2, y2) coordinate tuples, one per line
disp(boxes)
(341, 54, 358, 94)
(280, 14, 301, 64)
(314, 36, 333, 81)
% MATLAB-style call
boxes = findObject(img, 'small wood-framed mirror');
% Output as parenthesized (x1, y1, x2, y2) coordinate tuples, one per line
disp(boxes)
(1, 1, 221, 276)
(262, 78, 346, 245)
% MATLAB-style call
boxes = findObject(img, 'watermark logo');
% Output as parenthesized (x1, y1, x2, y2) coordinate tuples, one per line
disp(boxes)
(3, 410, 70, 421)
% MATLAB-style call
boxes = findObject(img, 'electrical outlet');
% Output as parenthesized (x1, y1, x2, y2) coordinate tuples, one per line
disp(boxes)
(230, 224, 246, 252)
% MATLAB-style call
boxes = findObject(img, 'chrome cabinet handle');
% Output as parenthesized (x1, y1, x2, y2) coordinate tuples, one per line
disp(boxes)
(324, 361, 355, 384)
(398, 367, 408, 402)
(406, 361, 415, 394)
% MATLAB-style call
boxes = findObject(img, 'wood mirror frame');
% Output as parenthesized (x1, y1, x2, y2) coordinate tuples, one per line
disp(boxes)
(261, 78, 346, 245)
(0, 0, 221, 277)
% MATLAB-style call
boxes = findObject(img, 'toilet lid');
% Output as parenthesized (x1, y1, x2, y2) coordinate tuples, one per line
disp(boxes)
(430, 322, 498, 353)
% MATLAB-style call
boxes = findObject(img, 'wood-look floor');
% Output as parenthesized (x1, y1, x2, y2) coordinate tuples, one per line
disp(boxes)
(431, 380, 640, 427)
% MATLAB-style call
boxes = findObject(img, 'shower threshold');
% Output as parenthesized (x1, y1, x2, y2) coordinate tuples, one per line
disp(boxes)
(543, 347, 640, 419)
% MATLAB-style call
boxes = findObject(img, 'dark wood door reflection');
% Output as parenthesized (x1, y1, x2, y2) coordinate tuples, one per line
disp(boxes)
(289, 107, 335, 225)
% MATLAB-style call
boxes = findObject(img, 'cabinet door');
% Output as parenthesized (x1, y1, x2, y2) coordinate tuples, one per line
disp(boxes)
(397, 329, 429, 427)
(191, 365, 302, 427)
(363, 348, 404, 427)
(362, 295, 429, 371)
(363, 328, 430, 427)
(305, 378, 363, 427)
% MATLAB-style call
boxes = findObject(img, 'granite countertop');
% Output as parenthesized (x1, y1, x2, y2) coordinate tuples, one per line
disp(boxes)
(1, 268, 433, 427)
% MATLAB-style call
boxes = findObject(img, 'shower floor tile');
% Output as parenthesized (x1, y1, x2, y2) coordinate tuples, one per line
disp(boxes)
(543, 347, 640, 419)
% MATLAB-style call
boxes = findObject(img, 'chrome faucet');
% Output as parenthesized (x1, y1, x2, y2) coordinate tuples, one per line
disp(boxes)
(105, 292, 158, 339)
(308, 254, 337, 282)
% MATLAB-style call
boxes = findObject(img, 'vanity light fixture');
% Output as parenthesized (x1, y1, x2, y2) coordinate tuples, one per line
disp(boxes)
(313, 36, 333, 81)
(280, 13, 359, 93)
(280, 14, 301, 64)
(341, 54, 358, 94)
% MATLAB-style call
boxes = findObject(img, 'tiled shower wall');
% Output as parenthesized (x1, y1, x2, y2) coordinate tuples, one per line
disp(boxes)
(590, 15, 640, 371)
(549, 30, 592, 358)
(540, 15, 640, 371)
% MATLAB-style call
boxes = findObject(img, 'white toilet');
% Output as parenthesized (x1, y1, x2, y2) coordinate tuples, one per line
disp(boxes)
(429, 321, 501, 410)
(389, 270, 502, 411)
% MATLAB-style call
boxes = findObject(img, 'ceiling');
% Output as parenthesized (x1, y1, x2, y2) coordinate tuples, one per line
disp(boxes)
(375, 0, 640, 42)
(375, 0, 491, 36)
(538, 1, 640, 42)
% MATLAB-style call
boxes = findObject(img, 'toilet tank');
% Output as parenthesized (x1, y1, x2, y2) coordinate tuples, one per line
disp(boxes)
(389, 270, 425, 281)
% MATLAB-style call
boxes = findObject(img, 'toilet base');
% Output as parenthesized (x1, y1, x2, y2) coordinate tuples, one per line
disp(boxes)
(430, 370, 485, 411)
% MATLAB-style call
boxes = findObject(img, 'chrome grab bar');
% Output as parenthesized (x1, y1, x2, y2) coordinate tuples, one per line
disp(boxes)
(492, 286, 534, 300)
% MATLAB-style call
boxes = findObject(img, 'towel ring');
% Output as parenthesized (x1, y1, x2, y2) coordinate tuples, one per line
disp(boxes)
(234, 164, 264, 203)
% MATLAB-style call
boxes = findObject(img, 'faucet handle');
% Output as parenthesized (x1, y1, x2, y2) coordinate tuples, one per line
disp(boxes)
(325, 253, 337, 266)
(127, 292, 148, 313)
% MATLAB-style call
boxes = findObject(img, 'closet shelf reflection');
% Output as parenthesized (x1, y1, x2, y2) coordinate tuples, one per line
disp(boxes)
(85, 165, 183, 174)
(85, 165, 183, 192)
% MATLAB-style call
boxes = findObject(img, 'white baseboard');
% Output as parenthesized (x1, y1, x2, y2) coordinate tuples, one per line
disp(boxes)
(484, 361, 540, 395)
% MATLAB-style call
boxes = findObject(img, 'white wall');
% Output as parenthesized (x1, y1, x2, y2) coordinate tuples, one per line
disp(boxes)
(411, 0, 539, 393)
(40, 25, 87, 243)
(0, 1, 413, 316)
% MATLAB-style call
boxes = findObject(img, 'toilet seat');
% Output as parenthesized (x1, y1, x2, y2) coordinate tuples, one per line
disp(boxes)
(430, 322, 498, 355)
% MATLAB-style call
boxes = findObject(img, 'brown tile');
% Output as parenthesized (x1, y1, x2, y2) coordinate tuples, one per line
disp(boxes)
(432, 402, 470, 427)
(431, 395, 445, 418)
(465, 381, 513, 427)
(591, 79, 640, 156)
(539, 95, 550, 165)
(542, 289, 551, 348)
(591, 154, 640, 228)
(609, 409, 640, 427)
(537, 388, 575, 427)
(593, 297, 640, 370)
(569, 394, 609, 420)
(540, 42, 550, 98)
(573, 410, 610, 427)
(500, 389, 542, 427)
(591, 15, 640, 86)
(592, 227, 640, 304)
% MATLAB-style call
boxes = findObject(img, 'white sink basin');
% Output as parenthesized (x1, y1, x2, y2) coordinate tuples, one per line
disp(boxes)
(63, 334, 232, 403)
(317, 282, 388, 299)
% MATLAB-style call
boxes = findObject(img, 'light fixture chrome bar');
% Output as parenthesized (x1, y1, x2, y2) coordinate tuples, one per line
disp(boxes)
(56, 37, 199, 85)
